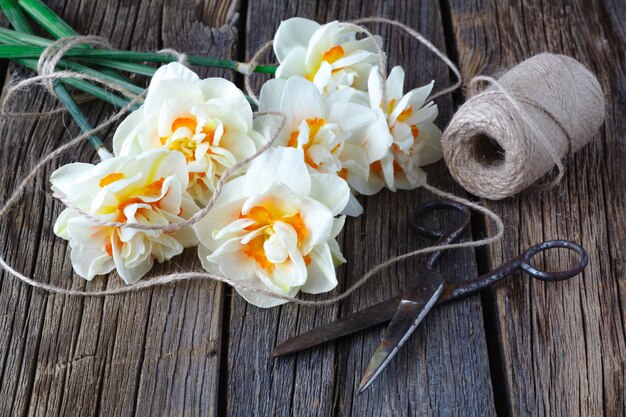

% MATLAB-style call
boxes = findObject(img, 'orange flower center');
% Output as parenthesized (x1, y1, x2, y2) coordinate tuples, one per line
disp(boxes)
(99, 172, 125, 187)
(98, 173, 171, 257)
(117, 177, 166, 222)
(239, 203, 308, 271)
(288, 117, 327, 168)
(160, 116, 219, 162)
(385, 98, 413, 122)
(322, 45, 345, 63)
(370, 160, 403, 175)
(306, 45, 346, 81)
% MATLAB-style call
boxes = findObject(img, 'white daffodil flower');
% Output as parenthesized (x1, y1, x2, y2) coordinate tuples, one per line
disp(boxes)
(193, 147, 349, 308)
(255, 76, 390, 215)
(51, 149, 199, 285)
(113, 63, 264, 206)
(273, 17, 381, 94)
(364, 66, 443, 191)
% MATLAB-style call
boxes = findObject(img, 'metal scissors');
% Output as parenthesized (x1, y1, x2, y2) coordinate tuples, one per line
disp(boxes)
(273, 200, 589, 393)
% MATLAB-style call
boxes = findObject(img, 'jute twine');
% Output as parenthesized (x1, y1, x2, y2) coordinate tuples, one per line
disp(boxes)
(0, 20, 508, 306)
(442, 53, 605, 200)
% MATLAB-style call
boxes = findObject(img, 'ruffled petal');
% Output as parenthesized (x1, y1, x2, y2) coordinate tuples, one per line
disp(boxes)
(244, 147, 311, 196)
(273, 18, 321, 62)
(70, 245, 115, 281)
(308, 174, 350, 215)
(300, 242, 338, 294)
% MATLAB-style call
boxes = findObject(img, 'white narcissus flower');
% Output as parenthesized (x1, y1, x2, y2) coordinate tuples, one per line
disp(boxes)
(255, 76, 390, 215)
(193, 147, 349, 308)
(113, 63, 264, 206)
(273, 17, 381, 93)
(365, 66, 443, 191)
(51, 150, 199, 285)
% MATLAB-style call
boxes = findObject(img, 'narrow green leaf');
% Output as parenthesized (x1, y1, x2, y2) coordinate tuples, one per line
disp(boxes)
(53, 82, 104, 150)
(0, 26, 51, 45)
(0, 0, 34, 34)
(18, 0, 131, 83)
(18, 0, 82, 39)
(1, 0, 109, 151)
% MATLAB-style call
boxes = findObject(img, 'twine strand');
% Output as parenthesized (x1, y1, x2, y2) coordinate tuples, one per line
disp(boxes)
(0, 22, 506, 307)
(240, 40, 273, 105)
(158, 48, 190, 66)
(350, 17, 462, 101)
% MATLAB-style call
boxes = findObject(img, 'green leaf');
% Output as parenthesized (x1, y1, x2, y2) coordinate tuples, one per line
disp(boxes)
(18, 0, 82, 39)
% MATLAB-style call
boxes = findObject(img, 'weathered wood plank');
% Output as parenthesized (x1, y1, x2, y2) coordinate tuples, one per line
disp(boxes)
(225, 1, 496, 416)
(0, 1, 239, 416)
(447, 0, 626, 415)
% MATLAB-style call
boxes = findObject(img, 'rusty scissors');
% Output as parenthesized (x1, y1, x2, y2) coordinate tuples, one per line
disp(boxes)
(273, 200, 589, 393)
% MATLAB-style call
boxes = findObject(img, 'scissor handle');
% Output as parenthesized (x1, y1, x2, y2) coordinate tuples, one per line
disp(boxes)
(441, 239, 589, 303)
(409, 199, 471, 239)
(519, 240, 588, 281)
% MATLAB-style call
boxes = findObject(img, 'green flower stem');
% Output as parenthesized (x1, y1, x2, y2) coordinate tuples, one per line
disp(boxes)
(18, 0, 130, 82)
(9, 55, 139, 108)
(0, 0, 109, 151)
(0, 0, 34, 34)
(58, 61, 144, 96)
(0, 26, 45, 44)
(53, 79, 104, 150)
(17, 0, 75, 39)
(0, 28, 277, 74)
(0, 26, 143, 107)
(91, 59, 157, 77)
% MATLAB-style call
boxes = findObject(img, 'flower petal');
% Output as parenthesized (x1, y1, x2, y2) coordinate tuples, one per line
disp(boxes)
(280, 76, 324, 123)
(308, 174, 350, 215)
(70, 245, 115, 281)
(149, 62, 199, 87)
(341, 193, 364, 217)
(259, 78, 287, 113)
(386, 66, 405, 100)
(275, 47, 308, 80)
(273, 18, 321, 62)
(300, 242, 338, 294)
(244, 147, 311, 196)
(111, 233, 153, 284)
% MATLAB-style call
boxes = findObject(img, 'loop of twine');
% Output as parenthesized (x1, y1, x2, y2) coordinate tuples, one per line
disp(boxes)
(37, 35, 113, 93)
(241, 40, 273, 105)
(158, 48, 190, 66)
(0, 23, 505, 306)
(2, 36, 144, 120)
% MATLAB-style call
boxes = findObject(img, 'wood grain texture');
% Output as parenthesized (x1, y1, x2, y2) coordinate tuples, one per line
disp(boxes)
(0, 0, 623, 415)
(447, 0, 626, 415)
(223, 1, 496, 416)
(0, 0, 238, 416)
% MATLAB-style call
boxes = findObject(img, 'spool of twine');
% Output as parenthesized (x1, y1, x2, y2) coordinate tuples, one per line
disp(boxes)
(442, 53, 605, 200)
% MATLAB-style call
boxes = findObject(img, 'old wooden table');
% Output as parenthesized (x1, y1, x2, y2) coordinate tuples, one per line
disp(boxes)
(0, 0, 623, 416)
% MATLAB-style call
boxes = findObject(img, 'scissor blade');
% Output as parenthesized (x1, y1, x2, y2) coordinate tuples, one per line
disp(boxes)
(358, 271, 445, 393)
(273, 296, 402, 357)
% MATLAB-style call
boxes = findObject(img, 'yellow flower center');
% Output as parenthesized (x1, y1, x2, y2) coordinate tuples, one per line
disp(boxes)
(239, 204, 309, 271)
(322, 45, 345, 63)
(385, 98, 413, 122)
(160, 116, 218, 162)
(99, 172, 125, 187)
(288, 117, 327, 169)
(97, 173, 173, 256)
(99, 172, 170, 221)
(306, 45, 346, 81)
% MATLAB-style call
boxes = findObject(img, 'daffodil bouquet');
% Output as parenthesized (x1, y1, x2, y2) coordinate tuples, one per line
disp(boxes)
(0, 0, 443, 307)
